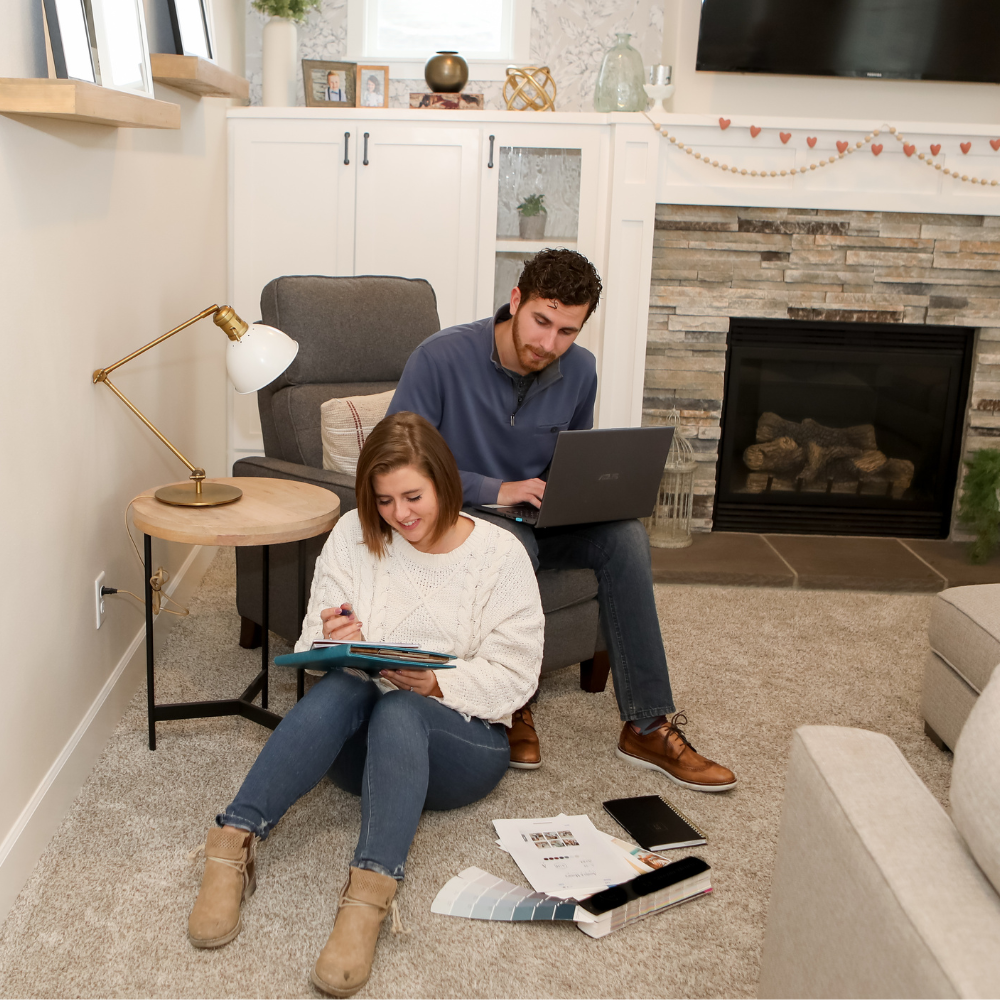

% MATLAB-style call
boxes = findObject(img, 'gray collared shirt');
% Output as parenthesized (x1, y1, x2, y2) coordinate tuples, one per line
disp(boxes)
(387, 304, 598, 504)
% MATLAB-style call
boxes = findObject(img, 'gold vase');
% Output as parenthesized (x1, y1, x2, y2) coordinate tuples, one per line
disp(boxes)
(424, 51, 469, 93)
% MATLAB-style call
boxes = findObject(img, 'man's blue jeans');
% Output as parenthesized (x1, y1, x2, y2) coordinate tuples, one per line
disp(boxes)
(468, 508, 675, 723)
(219, 670, 510, 879)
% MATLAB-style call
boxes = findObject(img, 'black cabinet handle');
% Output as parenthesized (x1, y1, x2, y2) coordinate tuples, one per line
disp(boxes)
(343, 131, 350, 165)
(363, 132, 369, 165)
(488, 134, 495, 168)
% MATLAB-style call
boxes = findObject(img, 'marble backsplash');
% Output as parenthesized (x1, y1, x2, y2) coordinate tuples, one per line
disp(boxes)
(245, 0, 663, 112)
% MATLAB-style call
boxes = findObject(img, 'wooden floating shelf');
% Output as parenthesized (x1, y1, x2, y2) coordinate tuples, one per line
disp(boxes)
(495, 238, 578, 253)
(150, 55, 249, 100)
(0, 78, 179, 128)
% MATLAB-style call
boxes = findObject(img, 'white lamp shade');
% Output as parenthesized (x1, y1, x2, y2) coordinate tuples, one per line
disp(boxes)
(226, 323, 299, 394)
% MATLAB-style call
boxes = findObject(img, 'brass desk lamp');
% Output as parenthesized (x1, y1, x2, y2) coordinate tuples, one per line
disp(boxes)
(93, 304, 298, 507)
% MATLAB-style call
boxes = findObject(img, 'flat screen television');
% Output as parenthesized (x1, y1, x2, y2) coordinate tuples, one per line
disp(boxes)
(696, 0, 1000, 84)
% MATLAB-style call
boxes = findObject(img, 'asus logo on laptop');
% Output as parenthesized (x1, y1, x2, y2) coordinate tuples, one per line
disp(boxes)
(598, 473, 620, 481)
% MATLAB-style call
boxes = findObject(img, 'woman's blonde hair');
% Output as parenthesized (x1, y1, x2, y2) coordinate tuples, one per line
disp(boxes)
(355, 411, 463, 557)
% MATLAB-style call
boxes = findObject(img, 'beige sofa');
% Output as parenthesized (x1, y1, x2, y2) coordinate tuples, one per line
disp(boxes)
(758, 666, 1000, 998)
(922, 583, 1000, 751)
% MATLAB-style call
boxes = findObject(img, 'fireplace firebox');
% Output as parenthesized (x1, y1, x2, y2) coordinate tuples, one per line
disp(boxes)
(714, 318, 975, 538)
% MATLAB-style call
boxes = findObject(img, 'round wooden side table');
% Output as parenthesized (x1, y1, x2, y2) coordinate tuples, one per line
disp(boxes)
(131, 477, 340, 750)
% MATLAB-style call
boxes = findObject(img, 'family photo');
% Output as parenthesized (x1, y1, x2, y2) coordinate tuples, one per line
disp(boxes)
(302, 59, 356, 107)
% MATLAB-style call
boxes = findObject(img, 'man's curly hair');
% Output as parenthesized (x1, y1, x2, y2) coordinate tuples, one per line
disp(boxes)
(517, 249, 603, 321)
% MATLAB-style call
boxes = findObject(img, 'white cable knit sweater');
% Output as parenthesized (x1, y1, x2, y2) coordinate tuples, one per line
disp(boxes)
(295, 510, 544, 726)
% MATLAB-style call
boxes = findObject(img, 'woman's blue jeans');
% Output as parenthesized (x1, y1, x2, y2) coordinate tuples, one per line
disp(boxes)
(218, 669, 510, 879)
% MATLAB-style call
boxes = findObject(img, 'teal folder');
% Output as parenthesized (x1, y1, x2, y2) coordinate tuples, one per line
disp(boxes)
(274, 643, 457, 673)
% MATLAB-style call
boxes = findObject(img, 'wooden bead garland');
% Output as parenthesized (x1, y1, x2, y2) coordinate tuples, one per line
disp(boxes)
(643, 113, 1000, 187)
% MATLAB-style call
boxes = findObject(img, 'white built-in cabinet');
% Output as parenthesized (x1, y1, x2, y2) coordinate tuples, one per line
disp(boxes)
(228, 108, 660, 471)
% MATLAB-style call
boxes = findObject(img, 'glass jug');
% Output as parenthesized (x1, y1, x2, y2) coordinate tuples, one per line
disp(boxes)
(593, 33, 646, 112)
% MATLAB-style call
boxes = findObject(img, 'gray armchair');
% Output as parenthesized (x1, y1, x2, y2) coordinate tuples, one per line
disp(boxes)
(234, 275, 609, 692)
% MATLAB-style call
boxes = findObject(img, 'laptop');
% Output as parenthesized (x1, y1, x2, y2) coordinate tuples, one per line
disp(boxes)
(476, 426, 674, 529)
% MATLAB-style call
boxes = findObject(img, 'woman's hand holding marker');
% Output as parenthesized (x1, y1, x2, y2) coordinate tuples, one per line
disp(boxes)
(320, 603, 364, 641)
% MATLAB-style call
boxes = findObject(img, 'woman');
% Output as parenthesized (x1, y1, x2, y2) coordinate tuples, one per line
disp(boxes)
(187, 412, 543, 997)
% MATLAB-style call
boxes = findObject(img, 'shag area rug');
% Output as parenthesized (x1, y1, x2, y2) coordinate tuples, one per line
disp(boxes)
(0, 550, 950, 998)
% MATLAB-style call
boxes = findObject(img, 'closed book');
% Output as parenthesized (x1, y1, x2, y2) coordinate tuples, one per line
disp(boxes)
(577, 856, 712, 938)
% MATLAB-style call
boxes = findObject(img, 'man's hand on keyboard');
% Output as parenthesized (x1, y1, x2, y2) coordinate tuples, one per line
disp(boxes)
(498, 478, 546, 508)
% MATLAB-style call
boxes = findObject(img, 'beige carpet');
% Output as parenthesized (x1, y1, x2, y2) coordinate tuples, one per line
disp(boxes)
(0, 551, 951, 999)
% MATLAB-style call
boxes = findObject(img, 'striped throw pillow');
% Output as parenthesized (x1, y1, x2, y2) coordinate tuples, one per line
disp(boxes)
(320, 390, 395, 476)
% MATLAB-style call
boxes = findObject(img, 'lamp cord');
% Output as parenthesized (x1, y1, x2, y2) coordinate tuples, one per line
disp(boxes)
(123, 500, 190, 618)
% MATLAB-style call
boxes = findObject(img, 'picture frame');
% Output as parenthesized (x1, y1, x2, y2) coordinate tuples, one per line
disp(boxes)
(90, 0, 155, 97)
(42, 0, 99, 84)
(303, 59, 357, 108)
(166, 0, 214, 61)
(356, 65, 389, 109)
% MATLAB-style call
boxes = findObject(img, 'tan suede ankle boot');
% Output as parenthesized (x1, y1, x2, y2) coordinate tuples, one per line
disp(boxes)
(187, 827, 257, 948)
(312, 867, 399, 997)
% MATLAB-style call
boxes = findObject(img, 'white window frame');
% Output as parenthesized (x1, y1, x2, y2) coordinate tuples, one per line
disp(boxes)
(345, 0, 530, 82)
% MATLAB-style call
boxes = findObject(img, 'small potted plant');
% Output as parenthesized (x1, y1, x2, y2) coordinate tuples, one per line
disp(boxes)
(517, 193, 547, 240)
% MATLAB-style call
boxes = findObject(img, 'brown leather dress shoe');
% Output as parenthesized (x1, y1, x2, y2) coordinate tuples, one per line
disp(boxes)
(506, 705, 541, 769)
(617, 713, 737, 792)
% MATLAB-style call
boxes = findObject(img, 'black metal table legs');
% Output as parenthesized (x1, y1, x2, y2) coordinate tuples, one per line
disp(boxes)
(296, 537, 307, 703)
(144, 535, 282, 750)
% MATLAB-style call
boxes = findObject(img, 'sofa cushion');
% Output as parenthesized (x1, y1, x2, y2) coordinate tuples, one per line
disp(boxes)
(951, 664, 1000, 894)
(929, 584, 1000, 693)
(321, 390, 395, 476)
(271, 382, 398, 469)
(536, 569, 598, 615)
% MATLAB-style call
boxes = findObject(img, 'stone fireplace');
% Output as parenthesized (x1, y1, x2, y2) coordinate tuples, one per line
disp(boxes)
(643, 205, 1000, 535)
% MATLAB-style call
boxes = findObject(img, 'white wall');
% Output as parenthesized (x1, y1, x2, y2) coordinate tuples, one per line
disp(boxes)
(0, 0, 245, 919)
(662, 0, 1000, 125)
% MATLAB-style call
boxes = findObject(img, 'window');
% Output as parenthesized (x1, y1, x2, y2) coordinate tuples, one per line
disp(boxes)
(347, 0, 529, 80)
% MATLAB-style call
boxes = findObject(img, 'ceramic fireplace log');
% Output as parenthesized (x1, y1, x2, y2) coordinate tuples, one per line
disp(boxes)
(756, 412, 878, 452)
(743, 435, 805, 473)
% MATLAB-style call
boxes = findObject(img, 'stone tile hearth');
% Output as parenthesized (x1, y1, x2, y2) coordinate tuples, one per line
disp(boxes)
(650, 533, 1000, 592)
(643, 205, 1000, 534)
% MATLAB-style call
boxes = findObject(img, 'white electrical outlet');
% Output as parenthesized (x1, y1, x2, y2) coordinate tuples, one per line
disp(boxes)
(95, 571, 106, 629)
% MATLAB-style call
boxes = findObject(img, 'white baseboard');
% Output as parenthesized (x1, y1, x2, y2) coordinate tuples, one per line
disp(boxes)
(0, 543, 217, 921)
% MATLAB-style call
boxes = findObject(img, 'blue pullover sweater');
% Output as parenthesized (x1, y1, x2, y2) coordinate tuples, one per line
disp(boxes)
(387, 304, 598, 505)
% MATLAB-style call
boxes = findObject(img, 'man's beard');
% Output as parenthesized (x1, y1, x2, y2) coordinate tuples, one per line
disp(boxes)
(511, 310, 557, 372)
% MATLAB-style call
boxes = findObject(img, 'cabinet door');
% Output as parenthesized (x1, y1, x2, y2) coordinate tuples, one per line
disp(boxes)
(354, 124, 482, 329)
(231, 119, 356, 323)
(479, 124, 609, 359)
(229, 119, 356, 460)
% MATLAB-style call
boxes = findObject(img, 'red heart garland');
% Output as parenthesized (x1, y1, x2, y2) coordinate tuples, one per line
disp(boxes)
(836, 140, 849, 153)
(780, 132, 791, 144)
(961, 141, 972, 154)
(750, 125, 761, 138)
(930, 144, 941, 155)
(806, 136, 817, 148)
(903, 143, 915, 157)
(991, 139, 1000, 151)
(871, 144, 883, 156)
(719, 117, 731, 130)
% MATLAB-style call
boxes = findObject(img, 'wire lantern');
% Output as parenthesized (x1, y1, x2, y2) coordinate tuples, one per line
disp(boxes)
(644, 410, 698, 549)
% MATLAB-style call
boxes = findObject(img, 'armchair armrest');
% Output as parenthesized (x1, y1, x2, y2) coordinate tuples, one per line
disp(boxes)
(759, 726, 1000, 999)
(232, 455, 355, 492)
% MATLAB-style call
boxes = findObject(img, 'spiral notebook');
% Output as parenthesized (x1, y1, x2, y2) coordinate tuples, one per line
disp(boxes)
(603, 795, 707, 852)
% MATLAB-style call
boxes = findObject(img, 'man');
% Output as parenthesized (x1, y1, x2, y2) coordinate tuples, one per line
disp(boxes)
(387, 250, 736, 792)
